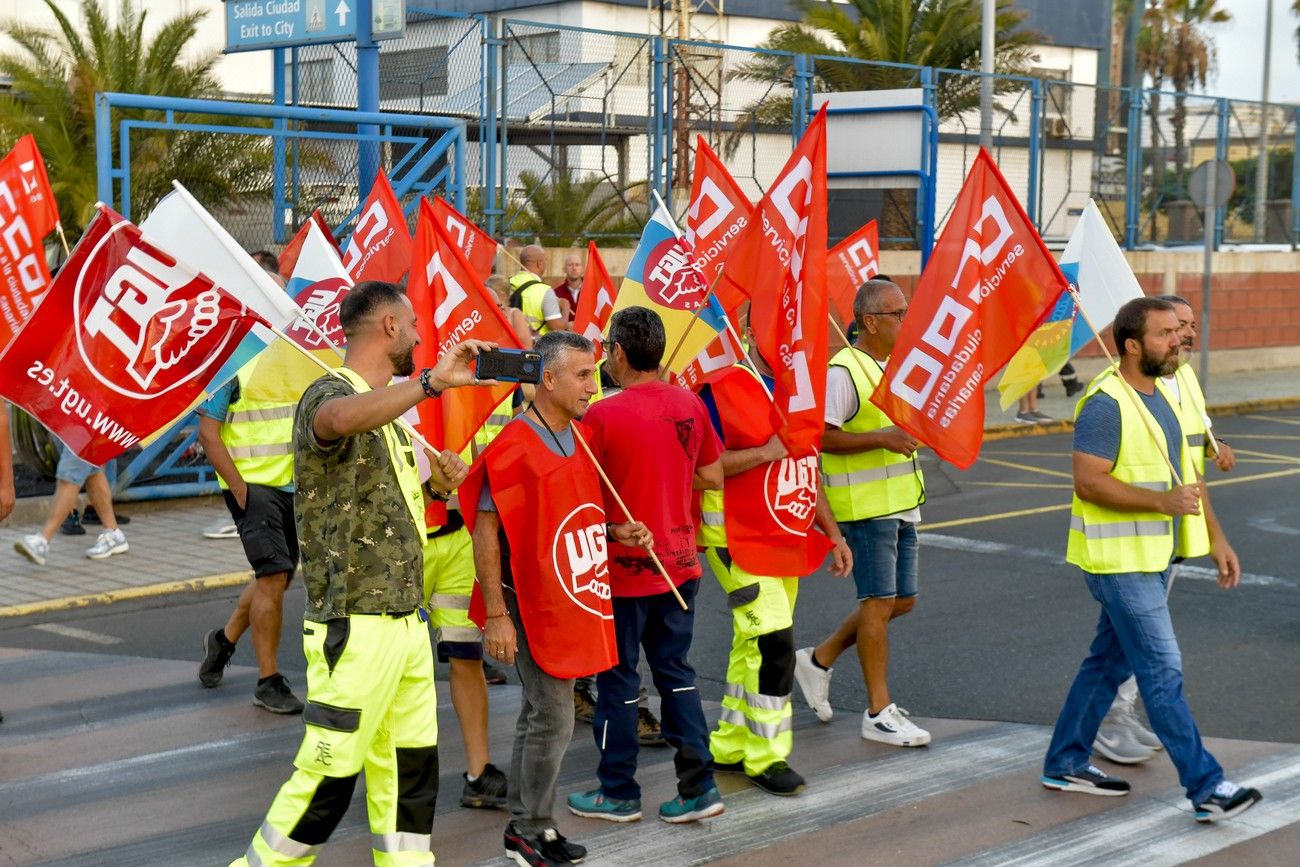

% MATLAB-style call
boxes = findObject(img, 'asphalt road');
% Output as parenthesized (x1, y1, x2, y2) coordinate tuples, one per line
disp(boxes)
(4, 410, 1298, 744)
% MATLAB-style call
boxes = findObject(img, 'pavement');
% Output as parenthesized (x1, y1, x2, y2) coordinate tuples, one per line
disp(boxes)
(2, 367, 1299, 865)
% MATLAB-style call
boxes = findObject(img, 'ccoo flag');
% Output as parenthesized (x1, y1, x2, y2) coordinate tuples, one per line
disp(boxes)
(571, 241, 617, 356)
(870, 149, 1070, 469)
(0, 134, 58, 351)
(827, 220, 880, 330)
(613, 200, 728, 376)
(342, 169, 413, 284)
(430, 196, 497, 284)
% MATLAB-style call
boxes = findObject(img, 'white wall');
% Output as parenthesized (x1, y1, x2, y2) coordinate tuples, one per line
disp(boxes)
(0, 0, 271, 94)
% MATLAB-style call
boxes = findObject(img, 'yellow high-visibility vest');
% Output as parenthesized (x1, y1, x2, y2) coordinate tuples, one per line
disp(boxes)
(218, 362, 296, 489)
(820, 347, 924, 522)
(1066, 369, 1209, 573)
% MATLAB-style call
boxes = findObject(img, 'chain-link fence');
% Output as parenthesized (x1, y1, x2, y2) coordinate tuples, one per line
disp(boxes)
(257, 9, 1300, 253)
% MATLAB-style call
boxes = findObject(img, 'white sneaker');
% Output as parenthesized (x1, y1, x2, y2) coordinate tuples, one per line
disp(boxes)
(202, 518, 240, 539)
(861, 702, 930, 747)
(1110, 689, 1163, 751)
(15, 533, 49, 566)
(86, 528, 128, 560)
(1094, 717, 1156, 765)
(794, 647, 833, 722)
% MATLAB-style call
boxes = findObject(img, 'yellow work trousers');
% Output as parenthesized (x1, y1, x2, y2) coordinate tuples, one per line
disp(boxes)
(704, 547, 798, 775)
(422, 528, 481, 647)
(230, 611, 440, 866)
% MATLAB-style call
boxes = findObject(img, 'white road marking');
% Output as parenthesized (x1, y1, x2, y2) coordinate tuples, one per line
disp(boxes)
(951, 749, 1300, 867)
(919, 533, 1297, 589)
(31, 623, 122, 645)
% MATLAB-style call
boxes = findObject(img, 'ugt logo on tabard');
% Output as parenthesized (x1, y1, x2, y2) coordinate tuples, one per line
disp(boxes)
(76, 223, 244, 399)
(551, 503, 613, 618)
(764, 453, 819, 535)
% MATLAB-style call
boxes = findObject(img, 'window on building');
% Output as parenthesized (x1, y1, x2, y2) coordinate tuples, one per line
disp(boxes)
(506, 32, 561, 66)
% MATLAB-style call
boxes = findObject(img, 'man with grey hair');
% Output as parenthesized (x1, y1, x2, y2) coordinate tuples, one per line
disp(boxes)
(510, 244, 568, 337)
(795, 279, 931, 748)
(466, 330, 651, 865)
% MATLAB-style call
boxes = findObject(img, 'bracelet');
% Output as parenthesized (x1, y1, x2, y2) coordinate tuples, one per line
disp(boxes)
(486, 611, 509, 619)
(419, 368, 442, 399)
(423, 479, 449, 501)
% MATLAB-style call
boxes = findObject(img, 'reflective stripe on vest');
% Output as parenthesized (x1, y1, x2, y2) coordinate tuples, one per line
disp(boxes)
(697, 488, 726, 548)
(474, 394, 515, 450)
(1173, 363, 1210, 478)
(1066, 370, 1209, 572)
(219, 362, 296, 489)
(820, 347, 924, 522)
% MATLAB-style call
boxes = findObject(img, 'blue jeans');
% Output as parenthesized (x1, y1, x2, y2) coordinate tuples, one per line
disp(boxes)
(1044, 567, 1222, 803)
(841, 518, 919, 600)
(594, 578, 714, 801)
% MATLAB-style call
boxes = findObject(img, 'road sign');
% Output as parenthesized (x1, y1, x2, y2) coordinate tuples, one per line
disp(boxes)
(1188, 159, 1234, 210)
(224, 0, 406, 53)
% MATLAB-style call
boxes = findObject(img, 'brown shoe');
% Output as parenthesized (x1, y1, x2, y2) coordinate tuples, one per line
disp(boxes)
(574, 680, 597, 724)
(638, 705, 667, 747)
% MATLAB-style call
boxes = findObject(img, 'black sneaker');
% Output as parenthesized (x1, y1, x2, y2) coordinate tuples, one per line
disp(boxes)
(82, 505, 128, 525)
(748, 760, 806, 796)
(461, 762, 508, 809)
(505, 822, 586, 865)
(574, 680, 596, 724)
(1193, 781, 1262, 823)
(198, 628, 236, 688)
(637, 705, 667, 747)
(253, 673, 304, 714)
(60, 509, 85, 536)
(1064, 379, 1084, 397)
(483, 660, 509, 685)
(1041, 765, 1130, 797)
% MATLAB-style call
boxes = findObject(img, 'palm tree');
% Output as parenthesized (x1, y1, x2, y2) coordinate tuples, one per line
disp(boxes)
(510, 171, 645, 247)
(729, 0, 1038, 132)
(1138, 0, 1230, 201)
(0, 0, 272, 237)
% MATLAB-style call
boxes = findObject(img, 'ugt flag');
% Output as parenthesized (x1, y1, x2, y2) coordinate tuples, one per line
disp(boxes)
(612, 200, 727, 376)
(342, 169, 413, 284)
(721, 105, 830, 456)
(827, 220, 880, 330)
(430, 196, 497, 284)
(871, 148, 1070, 469)
(243, 220, 352, 406)
(0, 134, 58, 351)
(0, 207, 263, 465)
(408, 199, 523, 456)
(571, 241, 617, 357)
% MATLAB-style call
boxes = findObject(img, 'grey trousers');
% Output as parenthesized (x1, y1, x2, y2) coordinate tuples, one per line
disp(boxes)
(506, 586, 576, 834)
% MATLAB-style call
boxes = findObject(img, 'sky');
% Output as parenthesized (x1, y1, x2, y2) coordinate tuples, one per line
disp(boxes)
(1206, 0, 1300, 104)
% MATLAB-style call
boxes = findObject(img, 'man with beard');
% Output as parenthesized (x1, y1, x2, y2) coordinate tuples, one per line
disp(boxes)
(230, 281, 488, 866)
(1042, 297, 1261, 824)
(1092, 295, 1237, 765)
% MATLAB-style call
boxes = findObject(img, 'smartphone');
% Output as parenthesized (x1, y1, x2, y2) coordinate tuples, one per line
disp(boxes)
(475, 348, 543, 384)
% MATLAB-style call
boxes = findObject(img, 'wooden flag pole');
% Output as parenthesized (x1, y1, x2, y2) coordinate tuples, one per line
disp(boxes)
(659, 267, 726, 378)
(568, 422, 689, 611)
(1068, 288, 1184, 486)
(54, 222, 71, 257)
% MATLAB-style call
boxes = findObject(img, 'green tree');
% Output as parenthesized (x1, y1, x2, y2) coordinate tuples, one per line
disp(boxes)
(730, 0, 1038, 131)
(510, 171, 645, 247)
(0, 0, 272, 237)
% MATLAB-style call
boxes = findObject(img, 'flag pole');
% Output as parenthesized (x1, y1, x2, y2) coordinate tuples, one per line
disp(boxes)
(825, 312, 903, 423)
(567, 422, 689, 611)
(1068, 288, 1184, 486)
(54, 222, 71, 257)
(261, 322, 448, 460)
(659, 267, 725, 379)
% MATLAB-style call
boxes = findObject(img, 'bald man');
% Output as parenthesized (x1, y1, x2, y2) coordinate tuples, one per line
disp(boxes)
(554, 251, 585, 322)
(510, 244, 568, 337)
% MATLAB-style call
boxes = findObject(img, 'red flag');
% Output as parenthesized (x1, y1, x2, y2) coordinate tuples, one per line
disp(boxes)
(0, 207, 263, 465)
(430, 196, 497, 284)
(720, 107, 829, 456)
(408, 200, 523, 456)
(684, 136, 752, 312)
(827, 220, 880, 328)
(0, 134, 58, 351)
(673, 327, 743, 391)
(870, 149, 1070, 469)
(571, 242, 616, 357)
(341, 169, 412, 283)
(277, 210, 335, 283)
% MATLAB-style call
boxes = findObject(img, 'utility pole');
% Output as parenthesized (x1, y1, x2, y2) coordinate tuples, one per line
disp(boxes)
(1253, 0, 1273, 242)
(979, 0, 994, 150)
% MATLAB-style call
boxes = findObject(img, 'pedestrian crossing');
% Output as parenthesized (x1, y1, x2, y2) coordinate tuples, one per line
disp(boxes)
(1, 645, 1297, 866)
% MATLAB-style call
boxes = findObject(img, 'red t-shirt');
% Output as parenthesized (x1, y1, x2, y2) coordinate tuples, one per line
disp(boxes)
(582, 380, 723, 597)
